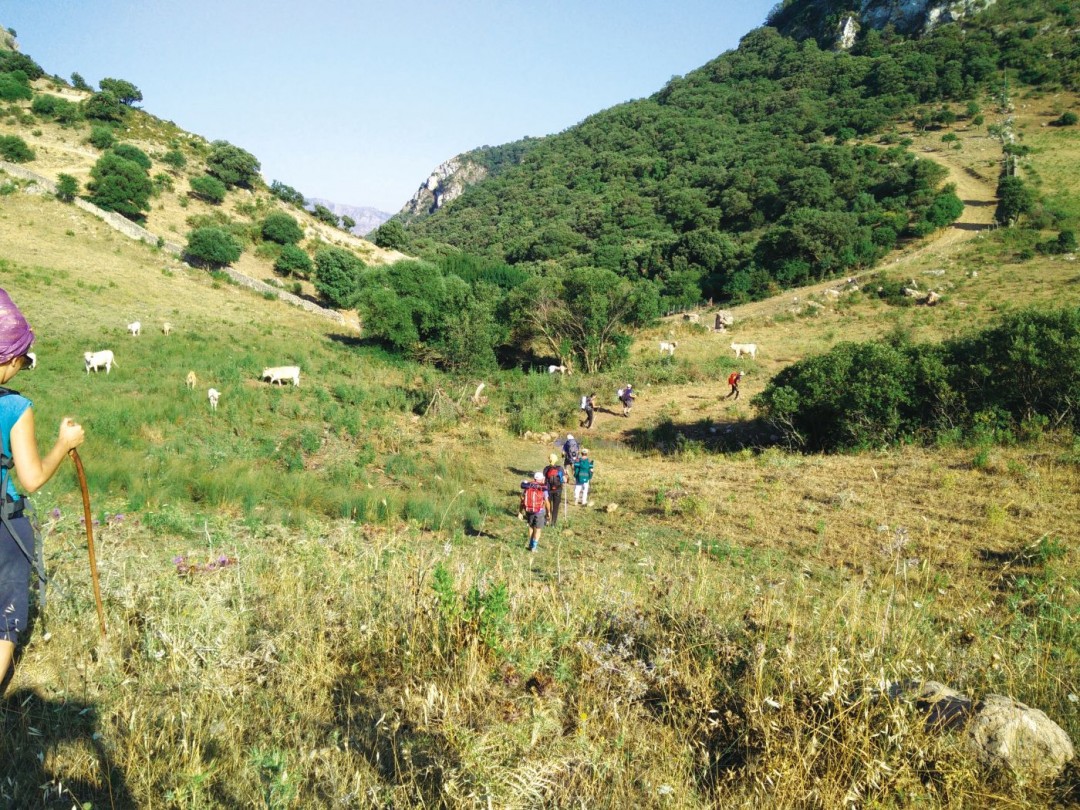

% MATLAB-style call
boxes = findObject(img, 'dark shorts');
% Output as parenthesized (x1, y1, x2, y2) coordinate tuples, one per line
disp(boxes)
(526, 511, 546, 529)
(0, 514, 34, 645)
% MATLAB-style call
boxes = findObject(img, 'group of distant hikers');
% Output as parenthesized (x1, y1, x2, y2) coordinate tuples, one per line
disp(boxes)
(518, 369, 746, 552)
(519, 433, 594, 552)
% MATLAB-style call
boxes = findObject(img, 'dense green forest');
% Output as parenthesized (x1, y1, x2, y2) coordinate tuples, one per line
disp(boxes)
(386, 0, 1079, 311)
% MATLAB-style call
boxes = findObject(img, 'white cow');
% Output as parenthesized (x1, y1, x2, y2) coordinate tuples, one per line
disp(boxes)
(731, 342, 758, 360)
(547, 364, 569, 375)
(127, 321, 141, 337)
(162, 322, 172, 336)
(186, 370, 197, 389)
(262, 365, 301, 386)
(658, 341, 678, 356)
(85, 350, 116, 374)
(25, 351, 36, 369)
(208, 388, 220, 410)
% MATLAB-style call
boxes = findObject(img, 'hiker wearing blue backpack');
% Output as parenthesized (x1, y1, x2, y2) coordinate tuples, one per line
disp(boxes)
(520, 472, 551, 552)
(0, 288, 84, 694)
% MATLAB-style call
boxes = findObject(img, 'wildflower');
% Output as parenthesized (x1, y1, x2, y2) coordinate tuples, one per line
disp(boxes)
(50, 508, 61, 520)
(112, 513, 125, 523)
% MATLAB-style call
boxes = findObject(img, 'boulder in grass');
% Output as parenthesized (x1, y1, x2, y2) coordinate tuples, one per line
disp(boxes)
(967, 695, 1075, 782)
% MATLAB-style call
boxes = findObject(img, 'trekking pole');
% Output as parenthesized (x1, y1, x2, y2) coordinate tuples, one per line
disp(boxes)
(69, 449, 106, 638)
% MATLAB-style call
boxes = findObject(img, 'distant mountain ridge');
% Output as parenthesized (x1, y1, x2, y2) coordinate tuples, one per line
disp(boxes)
(305, 198, 391, 236)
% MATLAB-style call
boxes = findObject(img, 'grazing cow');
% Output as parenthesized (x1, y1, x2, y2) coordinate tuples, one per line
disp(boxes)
(658, 341, 678, 356)
(186, 370, 197, 389)
(731, 342, 757, 360)
(127, 321, 141, 337)
(163, 322, 172, 336)
(24, 351, 36, 369)
(208, 388, 220, 410)
(84, 350, 116, 374)
(547, 364, 569, 375)
(262, 365, 301, 386)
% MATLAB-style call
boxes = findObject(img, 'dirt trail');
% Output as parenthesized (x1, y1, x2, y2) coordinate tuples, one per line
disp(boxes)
(586, 140, 1002, 448)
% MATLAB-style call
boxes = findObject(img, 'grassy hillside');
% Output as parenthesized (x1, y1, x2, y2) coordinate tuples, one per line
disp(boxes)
(1, 13, 1079, 809)
(0, 72, 405, 308)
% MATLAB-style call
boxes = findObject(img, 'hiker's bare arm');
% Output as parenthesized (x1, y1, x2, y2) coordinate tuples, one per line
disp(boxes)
(10, 410, 84, 493)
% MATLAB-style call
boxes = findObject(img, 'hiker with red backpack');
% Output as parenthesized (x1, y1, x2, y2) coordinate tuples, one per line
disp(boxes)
(724, 370, 744, 400)
(543, 453, 565, 527)
(520, 472, 551, 552)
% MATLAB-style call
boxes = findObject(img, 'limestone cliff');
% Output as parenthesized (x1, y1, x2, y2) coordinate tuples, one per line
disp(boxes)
(398, 156, 489, 221)
(770, 0, 999, 46)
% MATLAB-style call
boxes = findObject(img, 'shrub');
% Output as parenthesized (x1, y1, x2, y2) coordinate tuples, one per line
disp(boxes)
(311, 203, 339, 227)
(0, 71, 32, 101)
(161, 149, 186, 171)
(189, 174, 227, 204)
(98, 77, 142, 106)
(0, 135, 34, 163)
(262, 212, 304, 245)
(110, 144, 151, 171)
(1054, 111, 1078, 126)
(996, 176, 1035, 225)
(55, 173, 79, 202)
(757, 307, 1080, 451)
(185, 227, 243, 268)
(86, 151, 151, 220)
(82, 91, 126, 122)
(270, 180, 304, 206)
(88, 126, 116, 150)
(313, 246, 365, 307)
(274, 244, 313, 278)
(205, 140, 260, 188)
(373, 220, 407, 250)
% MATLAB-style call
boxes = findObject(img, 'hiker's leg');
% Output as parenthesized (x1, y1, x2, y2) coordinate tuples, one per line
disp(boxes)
(581, 481, 590, 505)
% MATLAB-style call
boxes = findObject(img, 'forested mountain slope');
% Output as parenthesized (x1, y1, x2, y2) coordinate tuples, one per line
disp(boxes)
(395, 0, 1079, 309)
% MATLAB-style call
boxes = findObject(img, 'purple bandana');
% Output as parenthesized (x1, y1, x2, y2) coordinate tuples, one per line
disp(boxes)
(0, 288, 34, 364)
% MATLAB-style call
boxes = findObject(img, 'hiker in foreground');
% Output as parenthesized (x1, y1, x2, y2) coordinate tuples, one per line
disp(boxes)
(543, 453, 565, 528)
(520, 472, 551, 552)
(618, 384, 636, 417)
(573, 448, 594, 507)
(0, 288, 85, 695)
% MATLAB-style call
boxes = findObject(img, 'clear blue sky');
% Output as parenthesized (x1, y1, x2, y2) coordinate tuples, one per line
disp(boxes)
(5, 1, 776, 213)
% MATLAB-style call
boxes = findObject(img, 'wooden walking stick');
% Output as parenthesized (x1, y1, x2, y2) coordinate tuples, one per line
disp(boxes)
(69, 449, 106, 637)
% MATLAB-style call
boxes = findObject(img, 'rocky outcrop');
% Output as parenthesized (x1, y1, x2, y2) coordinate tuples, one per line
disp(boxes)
(0, 24, 17, 52)
(775, 0, 999, 44)
(398, 156, 488, 220)
(860, 0, 999, 35)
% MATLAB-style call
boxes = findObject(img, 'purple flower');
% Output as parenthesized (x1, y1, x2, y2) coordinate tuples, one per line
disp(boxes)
(51, 508, 61, 520)
(111, 514, 125, 523)
(172, 555, 185, 565)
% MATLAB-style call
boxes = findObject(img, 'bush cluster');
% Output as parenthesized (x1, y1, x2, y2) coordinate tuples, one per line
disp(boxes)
(755, 307, 1080, 450)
